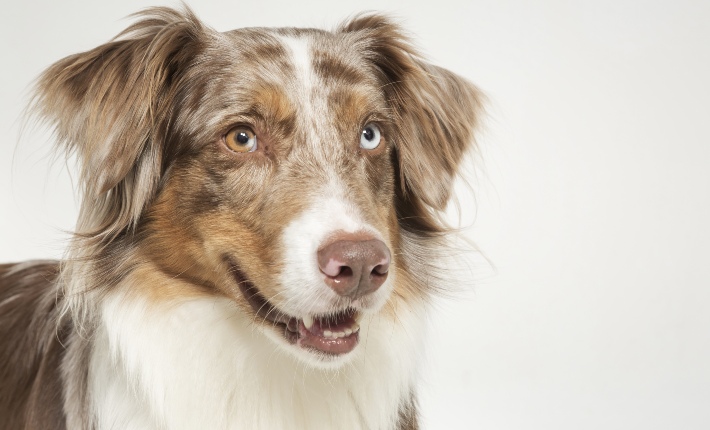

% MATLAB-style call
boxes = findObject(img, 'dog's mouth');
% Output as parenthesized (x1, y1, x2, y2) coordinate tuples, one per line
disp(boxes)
(227, 260, 360, 356)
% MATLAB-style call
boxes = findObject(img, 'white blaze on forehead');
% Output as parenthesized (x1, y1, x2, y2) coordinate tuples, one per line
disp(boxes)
(279, 34, 324, 153)
(279, 35, 313, 91)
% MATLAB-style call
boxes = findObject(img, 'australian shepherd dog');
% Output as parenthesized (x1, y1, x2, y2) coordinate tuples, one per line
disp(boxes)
(0, 7, 481, 430)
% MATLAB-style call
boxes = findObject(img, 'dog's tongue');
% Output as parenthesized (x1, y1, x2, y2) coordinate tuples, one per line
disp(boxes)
(293, 312, 360, 355)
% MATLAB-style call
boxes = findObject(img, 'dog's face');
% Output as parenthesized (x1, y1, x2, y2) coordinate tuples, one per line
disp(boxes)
(146, 28, 399, 364)
(36, 9, 481, 367)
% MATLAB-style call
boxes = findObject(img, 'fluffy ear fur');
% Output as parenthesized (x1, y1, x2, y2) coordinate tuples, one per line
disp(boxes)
(31, 7, 205, 241)
(341, 16, 483, 213)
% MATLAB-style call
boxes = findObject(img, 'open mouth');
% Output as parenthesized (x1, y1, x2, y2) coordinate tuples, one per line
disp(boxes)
(227, 259, 360, 356)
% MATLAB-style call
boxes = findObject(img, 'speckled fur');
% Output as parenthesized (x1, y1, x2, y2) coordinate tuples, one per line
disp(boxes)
(1, 7, 481, 429)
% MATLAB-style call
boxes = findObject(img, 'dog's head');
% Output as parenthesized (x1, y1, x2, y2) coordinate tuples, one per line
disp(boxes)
(35, 8, 481, 366)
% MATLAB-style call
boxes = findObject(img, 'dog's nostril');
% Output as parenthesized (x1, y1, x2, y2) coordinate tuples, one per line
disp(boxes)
(334, 266, 353, 280)
(372, 264, 387, 276)
(317, 237, 391, 298)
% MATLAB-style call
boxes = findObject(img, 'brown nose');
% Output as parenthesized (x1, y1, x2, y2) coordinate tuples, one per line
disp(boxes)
(317, 238, 391, 298)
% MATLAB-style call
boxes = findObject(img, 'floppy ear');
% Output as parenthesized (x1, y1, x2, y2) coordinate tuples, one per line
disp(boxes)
(341, 16, 483, 212)
(32, 7, 205, 240)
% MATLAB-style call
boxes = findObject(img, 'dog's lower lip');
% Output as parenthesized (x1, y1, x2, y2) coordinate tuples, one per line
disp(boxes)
(295, 311, 360, 355)
(227, 257, 359, 355)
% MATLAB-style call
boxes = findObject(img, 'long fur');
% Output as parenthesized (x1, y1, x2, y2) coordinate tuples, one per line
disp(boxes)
(0, 7, 482, 430)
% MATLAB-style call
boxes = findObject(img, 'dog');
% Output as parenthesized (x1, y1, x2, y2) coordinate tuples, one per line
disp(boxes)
(0, 7, 481, 430)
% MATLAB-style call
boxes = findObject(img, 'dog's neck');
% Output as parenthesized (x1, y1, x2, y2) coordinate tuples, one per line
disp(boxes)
(80, 267, 423, 430)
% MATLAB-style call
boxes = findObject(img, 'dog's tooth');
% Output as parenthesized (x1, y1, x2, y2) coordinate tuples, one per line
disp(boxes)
(323, 330, 333, 338)
(352, 323, 360, 333)
(303, 314, 314, 330)
(335, 331, 344, 338)
(344, 328, 352, 336)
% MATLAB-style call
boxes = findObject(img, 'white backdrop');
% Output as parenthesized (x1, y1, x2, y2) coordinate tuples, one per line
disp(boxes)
(1, 0, 709, 429)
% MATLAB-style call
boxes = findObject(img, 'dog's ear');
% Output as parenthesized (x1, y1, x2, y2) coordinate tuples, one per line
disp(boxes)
(32, 7, 205, 239)
(341, 16, 483, 212)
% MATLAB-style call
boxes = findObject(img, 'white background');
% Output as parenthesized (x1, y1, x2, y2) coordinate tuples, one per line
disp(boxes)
(1, 0, 709, 429)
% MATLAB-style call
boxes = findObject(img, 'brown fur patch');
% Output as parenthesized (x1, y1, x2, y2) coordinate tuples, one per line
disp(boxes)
(397, 393, 420, 430)
(313, 50, 368, 85)
(0, 262, 67, 430)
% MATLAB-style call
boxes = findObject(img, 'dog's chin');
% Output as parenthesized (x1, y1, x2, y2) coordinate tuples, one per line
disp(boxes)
(227, 258, 377, 367)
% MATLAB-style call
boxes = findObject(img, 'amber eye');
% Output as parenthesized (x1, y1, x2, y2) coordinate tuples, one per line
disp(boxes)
(224, 126, 257, 153)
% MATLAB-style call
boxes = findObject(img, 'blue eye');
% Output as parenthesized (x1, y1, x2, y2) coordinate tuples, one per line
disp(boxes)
(360, 123, 381, 150)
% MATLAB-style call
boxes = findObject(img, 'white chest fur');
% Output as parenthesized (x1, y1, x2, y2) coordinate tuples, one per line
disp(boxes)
(88, 291, 423, 430)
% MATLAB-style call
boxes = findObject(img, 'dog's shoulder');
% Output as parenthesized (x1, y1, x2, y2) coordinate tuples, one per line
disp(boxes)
(0, 261, 67, 430)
